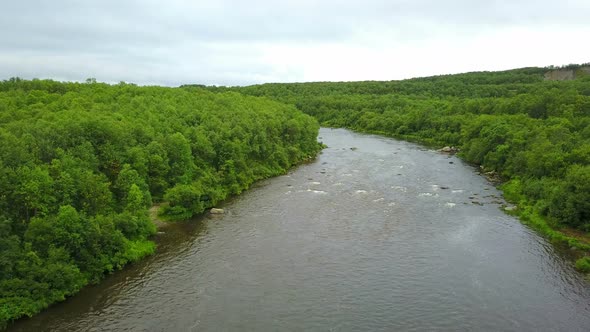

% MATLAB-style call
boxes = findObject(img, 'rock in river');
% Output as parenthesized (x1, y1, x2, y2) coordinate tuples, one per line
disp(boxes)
(210, 208, 225, 214)
(439, 146, 459, 153)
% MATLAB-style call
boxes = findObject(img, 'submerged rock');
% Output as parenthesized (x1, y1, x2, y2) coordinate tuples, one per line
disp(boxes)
(210, 208, 225, 214)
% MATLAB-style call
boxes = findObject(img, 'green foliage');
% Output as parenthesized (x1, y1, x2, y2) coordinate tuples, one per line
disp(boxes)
(161, 184, 206, 220)
(0, 78, 322, 327)
(575, 257, 590, 273)
(548, 165, 590, 230)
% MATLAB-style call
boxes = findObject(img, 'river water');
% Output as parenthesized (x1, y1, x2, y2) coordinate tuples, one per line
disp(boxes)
(9, 128, 590, 331)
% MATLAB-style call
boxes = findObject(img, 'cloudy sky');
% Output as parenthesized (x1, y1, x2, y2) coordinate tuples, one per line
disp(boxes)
(1, 0, 589, 86)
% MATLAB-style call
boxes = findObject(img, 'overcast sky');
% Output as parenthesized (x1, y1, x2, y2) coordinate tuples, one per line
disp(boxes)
(1, 0, 589, 86)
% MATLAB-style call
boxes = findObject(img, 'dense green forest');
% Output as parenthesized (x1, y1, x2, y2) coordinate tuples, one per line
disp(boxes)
(0, 78, 321, 327)
(194, 65, 590, 270)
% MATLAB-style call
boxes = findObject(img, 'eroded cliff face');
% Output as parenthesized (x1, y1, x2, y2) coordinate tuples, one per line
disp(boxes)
(544, 67, 590, 81)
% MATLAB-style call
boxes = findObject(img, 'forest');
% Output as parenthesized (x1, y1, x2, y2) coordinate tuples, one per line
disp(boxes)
(0, 78, 321, 327)
(195, 64, 590, 271)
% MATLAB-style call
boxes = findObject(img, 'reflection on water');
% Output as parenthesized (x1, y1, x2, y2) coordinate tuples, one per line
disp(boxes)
(10, 128, 590, 332)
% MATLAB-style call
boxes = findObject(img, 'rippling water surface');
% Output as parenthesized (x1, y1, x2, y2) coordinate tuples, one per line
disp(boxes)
(10, 128, 590, 331)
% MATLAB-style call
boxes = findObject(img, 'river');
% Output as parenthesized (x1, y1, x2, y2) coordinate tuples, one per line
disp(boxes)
(9, 128, 590, 331)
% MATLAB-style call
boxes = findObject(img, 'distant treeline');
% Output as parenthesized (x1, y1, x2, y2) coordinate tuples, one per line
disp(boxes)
(547, 63, 590, 70)
(195, 66, 590, 269)
(0, 78, 321, 327)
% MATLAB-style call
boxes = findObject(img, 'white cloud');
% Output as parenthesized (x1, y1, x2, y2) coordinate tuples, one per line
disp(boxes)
(0, 0, 588, 85)
(258, 23, 590, 83)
